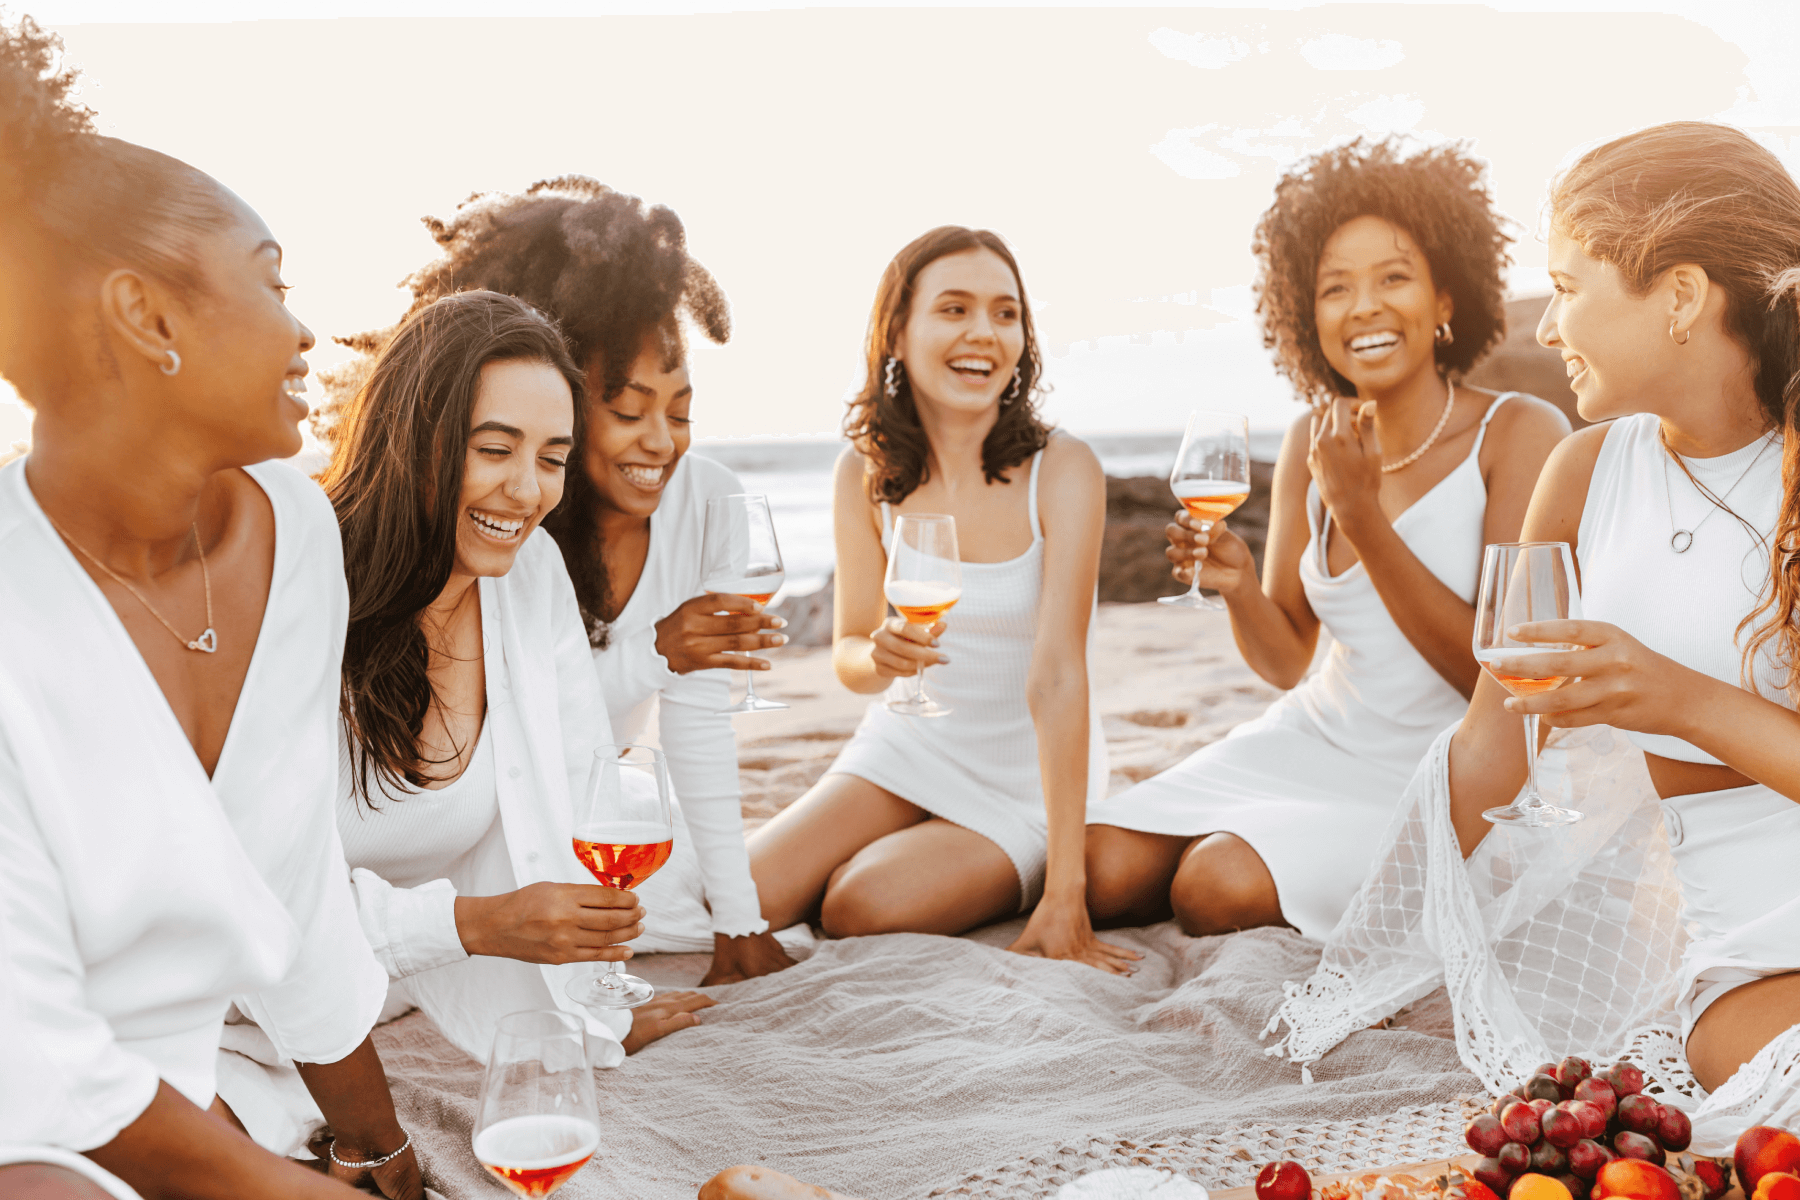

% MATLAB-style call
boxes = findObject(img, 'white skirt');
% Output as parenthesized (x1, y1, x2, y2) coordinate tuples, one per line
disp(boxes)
(1084, 696, 1420, 941)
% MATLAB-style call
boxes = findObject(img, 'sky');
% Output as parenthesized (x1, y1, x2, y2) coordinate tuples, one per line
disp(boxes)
(4, 0, 1798, 451)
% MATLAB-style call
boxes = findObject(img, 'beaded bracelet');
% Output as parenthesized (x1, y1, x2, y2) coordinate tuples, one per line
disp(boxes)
(328, 1130, 412, 1170)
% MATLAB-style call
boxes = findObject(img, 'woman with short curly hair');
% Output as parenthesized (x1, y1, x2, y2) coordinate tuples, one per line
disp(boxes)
(319, 178, 796, 987)
(1083, 135, 1570, 939)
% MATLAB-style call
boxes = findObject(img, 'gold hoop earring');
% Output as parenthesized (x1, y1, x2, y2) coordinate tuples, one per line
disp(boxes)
(1434, 323, 1454, 346)
(1670, 321, 1691, 346)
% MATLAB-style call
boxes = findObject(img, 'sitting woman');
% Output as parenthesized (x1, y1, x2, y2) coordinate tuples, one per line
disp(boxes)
(1271, 122, 1800, 1139)
(217, 290, 713, 1156)
(0, 17, 416, 1199)
(1084, 136, 1569, 941)
(327, 179, 793, 985)
(748, 226, 1135, 972)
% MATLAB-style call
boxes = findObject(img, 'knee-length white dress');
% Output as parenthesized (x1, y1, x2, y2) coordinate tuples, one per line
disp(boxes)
(826, 446, 1109, 909)
(1085, 393, 1518, 940)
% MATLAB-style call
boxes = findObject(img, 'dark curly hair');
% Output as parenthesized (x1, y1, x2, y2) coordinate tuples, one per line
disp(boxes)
(1251, 135, 1511, 405)
(321, 291, 586, 806)
(843, 226, 1050, 503)
(316, 177, 730, 645)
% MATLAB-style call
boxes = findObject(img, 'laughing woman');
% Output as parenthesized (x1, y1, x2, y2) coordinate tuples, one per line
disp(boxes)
(747, 226, 1136, 971)
(1083, 137, 1569, 942)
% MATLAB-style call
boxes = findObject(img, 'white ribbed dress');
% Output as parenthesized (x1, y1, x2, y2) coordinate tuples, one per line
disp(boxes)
(1086, 394, 1518, 940)
(825, 447, 1108, 908)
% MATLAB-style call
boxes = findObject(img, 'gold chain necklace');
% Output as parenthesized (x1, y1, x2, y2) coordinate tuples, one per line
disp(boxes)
(1380, 381, 1456, 474)
(48, 516, 218, 653)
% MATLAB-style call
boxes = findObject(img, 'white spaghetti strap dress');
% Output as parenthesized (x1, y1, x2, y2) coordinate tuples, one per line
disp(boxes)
(825, 445, 1108, 909)
(1085, 393, 1519, 940)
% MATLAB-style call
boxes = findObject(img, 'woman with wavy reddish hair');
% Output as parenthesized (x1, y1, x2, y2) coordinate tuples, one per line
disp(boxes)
(747, 227, 1137, 970)
(1084, 136, 1568, 942)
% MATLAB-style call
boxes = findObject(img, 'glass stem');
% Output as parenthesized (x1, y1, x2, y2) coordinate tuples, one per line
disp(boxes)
(743, 667, 759, 704)
(913, 663, 930, 704)
(1520, 712, 1543, 807)
(1185, 521, 1213, 599)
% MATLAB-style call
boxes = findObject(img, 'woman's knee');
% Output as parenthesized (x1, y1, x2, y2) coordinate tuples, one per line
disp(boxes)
(818, 868, 897, 939)
(1169, 833, 1282, 937)
(1084, 825, 1167, 920)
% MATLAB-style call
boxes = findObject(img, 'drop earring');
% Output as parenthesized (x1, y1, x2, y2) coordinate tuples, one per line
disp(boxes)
(884, 357, 902, 399)
(1004, 367, 1023, 405)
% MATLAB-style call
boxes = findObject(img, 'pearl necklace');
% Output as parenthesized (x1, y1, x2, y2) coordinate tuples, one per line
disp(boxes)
(1380, 382, 1456, 474)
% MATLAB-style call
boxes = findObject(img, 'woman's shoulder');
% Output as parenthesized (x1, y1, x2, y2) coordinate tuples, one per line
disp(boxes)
(1470, 388, 1573, 443)
(1038, 429, 1101, 478)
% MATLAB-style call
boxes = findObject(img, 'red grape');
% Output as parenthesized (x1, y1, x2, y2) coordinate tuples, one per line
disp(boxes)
(1572, 1079, 1617, 1122)
(1475, 1159, 1513, 1193)
(1567, 1140, 1616, 1182)
(1503, 1104, 1544, 1145)
(1556, 1172, 1591, 1200)
(1533, 1141, 1570, 1174)
(1526, 1075, 1563, 1103)
(1468, 1115, 1511, 1158)
(1563, 1101, 1606, 1141)
(1657, 1107, 1692, 1153)
(1500, 1143, 1532, 1176)
(1618, 1095, 1662, 1137)
(1544, 1109, 1585, 1150)
(1616, 1132, 1667, 1168)
(1604, 1062, 1646, 1098)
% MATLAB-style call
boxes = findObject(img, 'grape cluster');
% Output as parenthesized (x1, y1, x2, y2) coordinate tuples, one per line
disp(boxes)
(1463, 1058, 1721, 1200)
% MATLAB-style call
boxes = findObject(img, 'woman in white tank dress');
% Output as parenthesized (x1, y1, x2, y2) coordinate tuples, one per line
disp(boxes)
(1269, 123, 1800, 1140)
(1084, 137, 1569, 942)
(749, 227, 1137, 973)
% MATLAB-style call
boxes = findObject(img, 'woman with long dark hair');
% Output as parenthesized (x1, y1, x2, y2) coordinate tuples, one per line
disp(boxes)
(1271, 122, 1800, 1140)
(746, 226, 1135, 970)
(0, 16, 416, 1200)
(217, 290, 711, 1153)
(1083, 137, 1568, 941)
(320, 180, 796, 985)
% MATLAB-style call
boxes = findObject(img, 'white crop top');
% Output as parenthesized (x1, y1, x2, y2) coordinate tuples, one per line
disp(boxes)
(1577, 413, 1786, 764)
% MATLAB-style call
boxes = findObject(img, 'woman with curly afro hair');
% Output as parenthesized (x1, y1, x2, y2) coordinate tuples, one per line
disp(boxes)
(321, 178, 798, 989)
(1083, 135, 1569, 941)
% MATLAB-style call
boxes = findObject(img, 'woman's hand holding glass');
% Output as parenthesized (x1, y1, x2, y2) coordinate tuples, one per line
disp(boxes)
(1491, 619, 1697, 738)
(867, 614, 949, 680)
(654, 593, 788, 674)
(1165, 512, 1255, 597)
(453, 882, 644, 966)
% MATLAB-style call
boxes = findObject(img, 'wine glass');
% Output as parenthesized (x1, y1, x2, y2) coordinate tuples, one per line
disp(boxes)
(702, 493, 788, 714)
(472, 1010, 599, 1198)
(565, 744, 674, 1009)
(884, 513, 962, 718)
(1160, 411, 1252, 611)
(1473, 541, 1584, 827)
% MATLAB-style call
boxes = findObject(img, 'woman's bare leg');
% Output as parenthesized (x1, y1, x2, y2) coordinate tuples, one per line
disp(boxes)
(748, 773, 926, 930)
(1687, 972, 1800, 1092)
(819, 819, 1021, 937)
(0, 1165, 117, 1200)
(1167, 832, 1287, 936)
(1084, 825, 1193, 927)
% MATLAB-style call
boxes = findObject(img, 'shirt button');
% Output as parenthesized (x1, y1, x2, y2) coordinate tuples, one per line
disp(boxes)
(1663, 806, 1685, 849)
(526, 851, 540, 864)
(508, 767, 522, 780)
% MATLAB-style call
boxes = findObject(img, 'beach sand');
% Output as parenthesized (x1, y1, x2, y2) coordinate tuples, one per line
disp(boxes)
(712, 602, 1282, 830)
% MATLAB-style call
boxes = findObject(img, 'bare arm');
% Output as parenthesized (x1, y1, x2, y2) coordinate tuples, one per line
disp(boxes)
(294, 1036, 421, 1198)
(1446, 423, 1608, 856)
(829, 448, 943, 695)
(1006, 437, 1140, 974)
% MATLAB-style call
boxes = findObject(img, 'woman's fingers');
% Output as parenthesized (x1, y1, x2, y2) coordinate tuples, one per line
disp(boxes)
(1508, 619, 1616, 647)
(1488, 646, 1598, 681)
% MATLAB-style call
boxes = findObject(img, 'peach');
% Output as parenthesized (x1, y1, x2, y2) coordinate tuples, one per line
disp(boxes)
(1510, 1174, 1574, 1200)
(1755, 1174, 1800, 1200)
(1594, 1159, 1679, 1200)
(1737, 1127, 1800, 1193)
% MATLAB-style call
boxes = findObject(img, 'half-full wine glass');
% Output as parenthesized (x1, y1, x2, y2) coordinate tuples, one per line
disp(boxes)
(884, 513, 962, 718)
(1160, 411, 1252, 611)
(702, 493, 788, 714)
(565, 744, 674, 1009)
(1473, 541, 1584, 828)
(472, 1010, 600, 1198)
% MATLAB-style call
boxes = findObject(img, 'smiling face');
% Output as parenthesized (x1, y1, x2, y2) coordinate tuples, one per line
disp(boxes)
(1313, 215, 1452, 397)
(1536, 227, 1677, 422)
(581, 333, 692, 521)
(174, 188, 317, 463)
(893, 247, 1026, 416)
(453, 357, 575, 579)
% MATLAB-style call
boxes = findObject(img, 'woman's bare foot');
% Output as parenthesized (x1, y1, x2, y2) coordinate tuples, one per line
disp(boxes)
(623, 990, 716, 1054)
(699, 1165, 865, 1200)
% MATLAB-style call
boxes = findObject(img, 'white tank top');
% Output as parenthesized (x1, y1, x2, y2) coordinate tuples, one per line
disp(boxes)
(1577, 413, 1786, 765)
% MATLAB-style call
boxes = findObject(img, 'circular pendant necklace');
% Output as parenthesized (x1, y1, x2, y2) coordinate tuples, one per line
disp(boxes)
(1661, 431, 1775, 554)
(47, 516, 218, 652)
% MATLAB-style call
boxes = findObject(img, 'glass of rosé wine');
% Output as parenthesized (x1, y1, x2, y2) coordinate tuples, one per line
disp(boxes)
(472, 1010, 600, 1198)
(1160, 411, 1252, 611)
(1473, 541, 1584, 827)
(702, 492, 789, 714)
(565, 743, 673, 1010)
(883, 513, 962, 718)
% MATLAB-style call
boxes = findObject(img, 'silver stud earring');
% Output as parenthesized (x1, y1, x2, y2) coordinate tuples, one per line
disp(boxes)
(1004, 366, 1023, 405)
(1433, 323, 1454, 347)
(883, 356, 901, 399)
(160, 349, 182, 376)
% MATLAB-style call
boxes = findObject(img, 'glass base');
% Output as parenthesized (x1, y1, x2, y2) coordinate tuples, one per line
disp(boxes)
(1483, 801, 1584, 827)
(1158, 590, 1225, 610)
(886, 695, 952, 718)
(567, 970, 657, 1010)
(716, 694, 789, 714)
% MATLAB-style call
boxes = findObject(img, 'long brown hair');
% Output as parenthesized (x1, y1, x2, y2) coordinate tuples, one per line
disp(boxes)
(1549, 122, 1800, 691)
(321, 290, 586, 806)
(843, 226, 1051, 504)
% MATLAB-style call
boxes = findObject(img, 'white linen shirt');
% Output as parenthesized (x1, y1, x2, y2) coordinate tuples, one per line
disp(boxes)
(338, 529, 633, 1060)
(593, 453, 767, 940)
(0, 458, 387, 1152)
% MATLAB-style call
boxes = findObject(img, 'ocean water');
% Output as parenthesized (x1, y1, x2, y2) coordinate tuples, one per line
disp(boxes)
(701, 429, 1285, 597)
